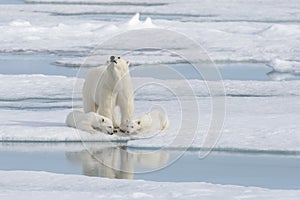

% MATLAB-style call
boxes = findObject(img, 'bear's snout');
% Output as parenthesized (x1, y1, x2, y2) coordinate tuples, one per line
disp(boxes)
(110, 56, 118, 64)
(110, 56, 115, 61)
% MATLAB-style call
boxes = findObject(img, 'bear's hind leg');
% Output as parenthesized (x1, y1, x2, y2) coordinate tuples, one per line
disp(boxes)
(83, 97, 97, 113)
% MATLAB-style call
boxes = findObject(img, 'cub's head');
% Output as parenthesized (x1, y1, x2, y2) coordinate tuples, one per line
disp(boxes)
(108, 56, 130, 76)
(125, 120, 141, 134)
(98, 116, 114, 135)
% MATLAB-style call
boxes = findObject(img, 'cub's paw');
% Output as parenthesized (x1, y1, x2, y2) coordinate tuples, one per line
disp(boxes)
(107, 131, 114, 135)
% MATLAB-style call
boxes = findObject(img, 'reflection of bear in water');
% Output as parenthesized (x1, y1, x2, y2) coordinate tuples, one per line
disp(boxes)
(66, 146, 170, 179)
(82, 56, 134, 132)
(86, 147, 130, 179)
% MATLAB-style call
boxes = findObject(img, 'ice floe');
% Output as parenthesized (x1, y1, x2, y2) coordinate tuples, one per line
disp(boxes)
(0, 170, 299, 200)
(0, 75, 299, 152)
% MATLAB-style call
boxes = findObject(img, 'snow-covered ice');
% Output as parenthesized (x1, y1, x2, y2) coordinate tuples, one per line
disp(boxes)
(0, 170, 299, 200)
(0, 74, 299, 152)
(1, 74, 300, 101)
(267, 59, 300, 80)
(0, 0, 299, 64)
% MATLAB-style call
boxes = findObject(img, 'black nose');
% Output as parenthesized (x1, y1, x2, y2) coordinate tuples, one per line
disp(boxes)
(110, 56, 115, 62)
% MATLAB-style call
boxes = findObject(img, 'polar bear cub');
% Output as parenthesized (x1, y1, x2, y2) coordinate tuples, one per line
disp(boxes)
(66, 110, 113, 135)
(126, 109, 169, 134)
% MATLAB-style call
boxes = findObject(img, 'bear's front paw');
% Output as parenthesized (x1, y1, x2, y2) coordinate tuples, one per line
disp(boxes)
(107, 131, 114, 135)
(113, 128, 119, 133)
(119, 129, 126, 133)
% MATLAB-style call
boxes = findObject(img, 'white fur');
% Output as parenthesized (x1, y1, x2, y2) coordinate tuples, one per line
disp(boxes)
(126, 109, 169, 134)
(65, 110, 113, 134)
(82, 56, 134, 131)
(66, 147, 170, 179)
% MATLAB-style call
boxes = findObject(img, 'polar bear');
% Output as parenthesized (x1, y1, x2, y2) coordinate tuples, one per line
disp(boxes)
(65, 110, 114, 135)
(82, 56, 134, 132)
(125, 109, 169, 134)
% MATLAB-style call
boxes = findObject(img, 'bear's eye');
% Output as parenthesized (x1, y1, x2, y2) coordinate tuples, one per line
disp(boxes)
(137, 121, 141, 125)
(131, 126, 134, 128)
(118, 57, 120, 59)
(102, 119, 105, 123)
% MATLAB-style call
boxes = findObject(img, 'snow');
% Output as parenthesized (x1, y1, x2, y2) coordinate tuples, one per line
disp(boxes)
(0, 74, 299, 152)
(52, 50, 183, 68)
(1, 75, 300, 102)
(0, 1, 299, 63)
(21, 0, 300, 23)
(0, 141, 102, 152)
(0, 170, 299, 200)
(126, 96, 300, 152)
(0, 170, 298, 199)
(267, 59, 300, 80)
(24, 0, 173, 4)
(0, 109, 131, 142)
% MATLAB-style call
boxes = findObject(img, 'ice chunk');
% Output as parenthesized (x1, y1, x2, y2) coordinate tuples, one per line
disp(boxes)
(0, 3, 299, 62)
(123, 13, 156, 29)
(267, 59, 300, 80)
(0, 75, 300, 152)
(267, 59, 300, 73)
(0, 170, 299, 200)
(9, 20, 32, 27)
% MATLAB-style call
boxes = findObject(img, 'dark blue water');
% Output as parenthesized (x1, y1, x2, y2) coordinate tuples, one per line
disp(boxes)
(137, 151, 300, 189)
(0, 0, 24, 4)
(0, 53, 80, 77)
(0, 53, 272, 80)
(130, 62, 272, 80)
(1, 143, 299, 190)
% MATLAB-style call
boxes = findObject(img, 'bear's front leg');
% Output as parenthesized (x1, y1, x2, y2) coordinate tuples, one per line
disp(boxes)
(122, 95, 134, 127)
(97, 94, 113, 120)
(112, 107, 119, 129)
(116, 90, 134, 132)
(119, 106, 133, 132)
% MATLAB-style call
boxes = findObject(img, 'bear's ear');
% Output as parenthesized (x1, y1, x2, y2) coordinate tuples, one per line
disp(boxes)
(126, 60, 130, 65)
(137, 121, 141, 125)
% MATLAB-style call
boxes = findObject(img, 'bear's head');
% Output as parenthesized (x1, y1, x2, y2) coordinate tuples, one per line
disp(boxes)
(125, 120, 141, 134)
(98, 116, 114, 135)
(108, 56, 130, 77)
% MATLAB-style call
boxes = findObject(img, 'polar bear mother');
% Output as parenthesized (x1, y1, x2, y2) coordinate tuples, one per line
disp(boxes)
(82, 56, 134, 131)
